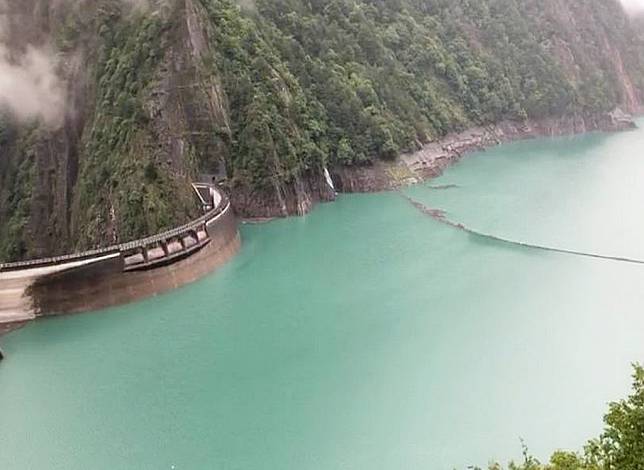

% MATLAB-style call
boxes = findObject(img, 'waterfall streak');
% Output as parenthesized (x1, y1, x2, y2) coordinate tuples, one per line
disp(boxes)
(324, 167, 336, 193)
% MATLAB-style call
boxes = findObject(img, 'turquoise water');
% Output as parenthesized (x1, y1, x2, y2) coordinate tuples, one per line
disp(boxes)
(2, 122, 644, 469)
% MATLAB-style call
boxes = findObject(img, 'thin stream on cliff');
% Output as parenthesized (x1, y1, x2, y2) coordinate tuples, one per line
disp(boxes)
(2, 120, 644, 469)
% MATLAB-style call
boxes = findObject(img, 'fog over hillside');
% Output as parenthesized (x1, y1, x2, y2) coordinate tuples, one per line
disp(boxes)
(0, 0, 155, 127)
(621, 0, 644, 12)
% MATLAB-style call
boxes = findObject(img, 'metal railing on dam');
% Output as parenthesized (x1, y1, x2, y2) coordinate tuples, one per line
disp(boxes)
(0, 185, 230, 273)
(0, 184, 240, 324)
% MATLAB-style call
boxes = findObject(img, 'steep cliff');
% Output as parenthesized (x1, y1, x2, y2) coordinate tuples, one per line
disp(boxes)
(1, 0, 643, 261)
(0, 0, 226, 259)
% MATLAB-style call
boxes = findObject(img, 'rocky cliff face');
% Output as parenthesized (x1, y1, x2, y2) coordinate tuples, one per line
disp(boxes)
(0, 0, 230, 260)
(0, 0, 643, 261)
(230, 170, 335, 219)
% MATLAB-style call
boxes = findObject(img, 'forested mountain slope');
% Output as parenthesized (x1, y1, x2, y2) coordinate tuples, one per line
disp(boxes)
(1, 0, 643, 262)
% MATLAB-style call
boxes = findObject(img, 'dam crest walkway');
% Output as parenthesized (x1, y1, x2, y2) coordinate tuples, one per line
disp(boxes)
(0, 184, 231, 324)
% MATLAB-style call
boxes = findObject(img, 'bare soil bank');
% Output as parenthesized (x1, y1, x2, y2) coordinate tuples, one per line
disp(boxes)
(229, 110, 637, 218)
(331, 109, 637, 193)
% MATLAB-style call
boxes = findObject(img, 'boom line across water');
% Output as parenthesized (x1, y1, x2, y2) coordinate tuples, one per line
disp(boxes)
(401, 193, 644, 266)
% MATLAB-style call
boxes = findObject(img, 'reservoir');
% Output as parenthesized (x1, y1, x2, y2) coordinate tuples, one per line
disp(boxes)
(2, 121, 644, 469)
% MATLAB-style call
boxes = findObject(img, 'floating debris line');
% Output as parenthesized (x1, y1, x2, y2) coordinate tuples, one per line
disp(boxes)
(427, 184, 460, 190)
(402, 194, 644, 266)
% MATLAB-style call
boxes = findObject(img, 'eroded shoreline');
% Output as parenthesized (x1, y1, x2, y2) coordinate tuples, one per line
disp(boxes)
(330, 109, 638, 193)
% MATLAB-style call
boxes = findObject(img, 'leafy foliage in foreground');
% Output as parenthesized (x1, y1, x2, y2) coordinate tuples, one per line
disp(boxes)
(481, 365, 644, 470)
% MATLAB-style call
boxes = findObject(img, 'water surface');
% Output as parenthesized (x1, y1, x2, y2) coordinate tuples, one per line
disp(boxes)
(2, 122, 644, 469)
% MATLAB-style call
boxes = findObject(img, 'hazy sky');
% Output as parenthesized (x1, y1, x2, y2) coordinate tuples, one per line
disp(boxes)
(621, 0, 644, 12)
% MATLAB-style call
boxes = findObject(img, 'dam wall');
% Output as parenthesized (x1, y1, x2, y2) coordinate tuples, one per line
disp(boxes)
(0, 186, 239, 325)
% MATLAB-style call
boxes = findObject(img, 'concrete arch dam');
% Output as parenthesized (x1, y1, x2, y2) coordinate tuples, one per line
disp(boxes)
(0, 184, 240, 326)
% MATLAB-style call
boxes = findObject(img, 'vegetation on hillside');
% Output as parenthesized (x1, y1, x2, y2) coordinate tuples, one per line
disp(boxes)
(1, 0, 644, 260)
(200, 0, 644, 189)
(72, 3, 200, 248)
(0, 125, 36, 261)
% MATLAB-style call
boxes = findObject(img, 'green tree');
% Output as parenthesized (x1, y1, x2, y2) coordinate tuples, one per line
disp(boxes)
(484, 365, 644, 470)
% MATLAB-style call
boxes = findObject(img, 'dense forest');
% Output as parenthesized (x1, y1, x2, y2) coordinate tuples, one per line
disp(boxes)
(214, 0, 644, 177)
(1, 0, 643, 261)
